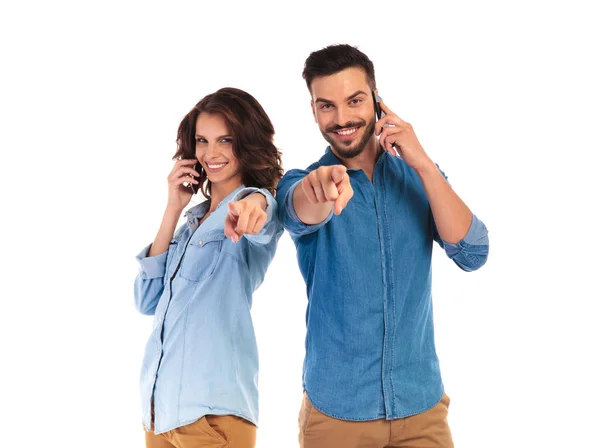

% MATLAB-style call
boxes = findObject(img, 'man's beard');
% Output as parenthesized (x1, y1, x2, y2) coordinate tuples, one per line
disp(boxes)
(320, 116, 377, 159)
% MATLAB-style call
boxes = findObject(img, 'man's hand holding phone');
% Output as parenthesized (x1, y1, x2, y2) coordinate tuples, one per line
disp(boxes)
(167, 158, 200, 212)
(375, 100, 433, 173)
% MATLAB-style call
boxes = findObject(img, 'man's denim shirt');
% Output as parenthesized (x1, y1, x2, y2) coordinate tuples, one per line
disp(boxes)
(134, 186, 282, 434)
(276, 148, 489, 420)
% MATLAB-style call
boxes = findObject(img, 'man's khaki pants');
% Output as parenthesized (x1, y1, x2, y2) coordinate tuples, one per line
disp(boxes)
(298, 392, 454, 448)
(145, 415, 256, 448)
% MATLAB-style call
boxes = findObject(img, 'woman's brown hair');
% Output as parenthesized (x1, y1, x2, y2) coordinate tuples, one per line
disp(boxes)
(174, 87, 283, 197)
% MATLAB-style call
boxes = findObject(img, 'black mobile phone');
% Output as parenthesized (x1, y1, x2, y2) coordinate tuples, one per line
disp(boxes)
(372, 91, 399, 155)
(182, 160, 201, 194)
(190, 161, 201, 194)
(372, 90, 385, 121)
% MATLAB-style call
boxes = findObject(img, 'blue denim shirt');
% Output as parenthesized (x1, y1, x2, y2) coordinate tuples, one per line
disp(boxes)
(134, 186, 282, 434)
(276, 148, 489, 421)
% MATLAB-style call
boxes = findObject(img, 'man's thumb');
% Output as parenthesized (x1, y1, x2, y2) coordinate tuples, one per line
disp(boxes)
(330, 165, 347, 184)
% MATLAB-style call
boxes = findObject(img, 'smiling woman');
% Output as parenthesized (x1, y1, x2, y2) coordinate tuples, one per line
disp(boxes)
(133, 87, 284, 448)
(192, 113, 241, 195)
(175, 88, 283, 198)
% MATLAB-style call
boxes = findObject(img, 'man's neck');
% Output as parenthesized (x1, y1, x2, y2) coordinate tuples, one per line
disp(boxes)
(331, 136, 381, 181)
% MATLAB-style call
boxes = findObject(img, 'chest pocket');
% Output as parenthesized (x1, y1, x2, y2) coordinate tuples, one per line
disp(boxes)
(179, 230, 226, 283)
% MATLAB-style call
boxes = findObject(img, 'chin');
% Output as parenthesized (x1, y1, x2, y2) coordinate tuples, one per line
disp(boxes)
(334, 145, 364, 159)
(208, 174, 229, 184)
(330, 136, 366, 159)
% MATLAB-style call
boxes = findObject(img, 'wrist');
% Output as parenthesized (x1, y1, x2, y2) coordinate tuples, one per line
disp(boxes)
(413, 158, 437, 176)
(165, 204, 184, 217)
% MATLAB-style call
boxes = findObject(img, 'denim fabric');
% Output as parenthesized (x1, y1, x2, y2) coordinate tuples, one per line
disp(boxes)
(134, 186, 283, 434)
(276, 148, 489, 420)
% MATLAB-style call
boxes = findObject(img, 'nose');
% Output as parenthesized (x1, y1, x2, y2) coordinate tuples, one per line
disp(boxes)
(206, 141, 220, 158)
(334, 105, 352, 127)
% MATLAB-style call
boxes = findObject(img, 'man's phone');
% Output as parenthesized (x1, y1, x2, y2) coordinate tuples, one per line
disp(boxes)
(372, 90, 384, 121)
(372, 91, 400, 157)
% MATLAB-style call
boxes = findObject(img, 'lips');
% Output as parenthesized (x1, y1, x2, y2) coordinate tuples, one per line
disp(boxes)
(205, 161, 229, 172)
(333, 127, 359, 141)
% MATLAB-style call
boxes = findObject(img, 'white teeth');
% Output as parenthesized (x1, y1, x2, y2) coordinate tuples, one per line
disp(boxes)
(336, 128, 357, 136)
(207, 163, 227, 169)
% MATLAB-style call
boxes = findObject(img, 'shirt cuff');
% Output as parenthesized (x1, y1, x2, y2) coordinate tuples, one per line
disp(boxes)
(230, 187, 262, 202)
(136, 244, 168, 279)
(442, 214, 489, 257)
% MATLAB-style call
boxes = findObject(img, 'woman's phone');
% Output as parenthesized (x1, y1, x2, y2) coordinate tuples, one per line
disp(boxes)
(190, 161, 201, 194)
(181, 160, 201, 194)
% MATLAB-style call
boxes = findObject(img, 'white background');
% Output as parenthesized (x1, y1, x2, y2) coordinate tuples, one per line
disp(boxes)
(1, 1, 599, 447)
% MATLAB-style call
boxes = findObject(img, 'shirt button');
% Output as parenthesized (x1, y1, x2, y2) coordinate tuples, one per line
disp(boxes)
(198, 240, 203, 245)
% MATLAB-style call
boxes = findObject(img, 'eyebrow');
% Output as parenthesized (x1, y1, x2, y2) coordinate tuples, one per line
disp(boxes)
(195, 134, 232, 140)
(315, 90, 369, 104)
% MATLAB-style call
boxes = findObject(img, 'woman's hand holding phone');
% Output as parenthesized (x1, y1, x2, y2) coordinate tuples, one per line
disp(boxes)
(147, 159, 200, 257)
(167, 159, 200, 212)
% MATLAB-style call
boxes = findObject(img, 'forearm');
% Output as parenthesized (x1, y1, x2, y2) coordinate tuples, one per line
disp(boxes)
(134, 274, 163, 315)
(416, 160, 472, 244)
(148, 206, 182, 257)
(293, 182, 334, 225)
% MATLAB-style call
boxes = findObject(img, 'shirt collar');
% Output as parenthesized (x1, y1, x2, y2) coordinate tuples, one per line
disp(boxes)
(318, 146, 342, 167)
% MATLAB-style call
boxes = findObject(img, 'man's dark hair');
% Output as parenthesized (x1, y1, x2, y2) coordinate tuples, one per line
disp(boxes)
(302, 44, 376, 92)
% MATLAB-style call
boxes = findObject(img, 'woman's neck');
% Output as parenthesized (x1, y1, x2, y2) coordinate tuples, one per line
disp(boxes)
(208, 181, 243, 213)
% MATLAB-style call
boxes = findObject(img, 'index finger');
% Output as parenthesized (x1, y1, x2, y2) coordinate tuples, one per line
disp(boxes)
(333, 184, 353, 215)
(224, 214, 239, 241)
(378, 99, 394, 116)
(175, 158, 198, 167)
(375, 100, 403, 135)
(227, 201, 242, 217)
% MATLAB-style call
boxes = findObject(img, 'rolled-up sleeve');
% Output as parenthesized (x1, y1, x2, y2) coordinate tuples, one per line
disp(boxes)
(439, 214, 489, 272)
(275, 170, 334, 239)
(136, 245, 168, 279)
(230, 187, 281, 245)
(133, 245, 168, 315)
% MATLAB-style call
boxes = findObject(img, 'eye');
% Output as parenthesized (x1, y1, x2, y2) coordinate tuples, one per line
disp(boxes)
(220, 137, 233, 144)
(349, 98, 363, 105)
(320, 103, 333, 111)
(195, 137, 207, 143)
